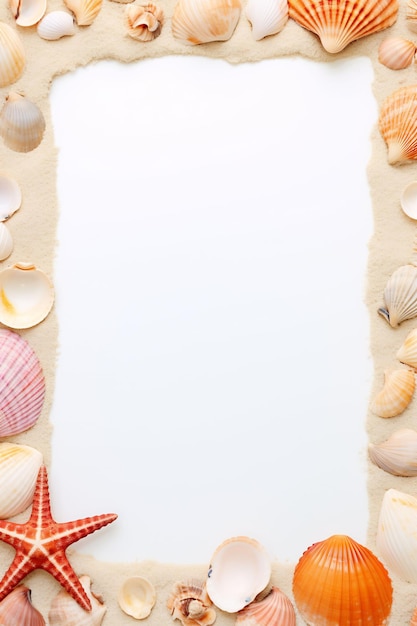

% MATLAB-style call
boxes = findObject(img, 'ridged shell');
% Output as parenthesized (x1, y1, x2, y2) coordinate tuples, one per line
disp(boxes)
(0, 93, 45, 153)
(370, 369, 415, 418)
(407, 0, 417, 33)
(378, 36, 416, 70)
(288, 0, 398, 53)
(411, 606, 417, 626)
(0, 23, 25, 87)
(378, 264, 417, 327)
(377, 488, 417, 582)
(0, 173, 21, 221)
(397, 328, 417, 369)
(167, 580, 216, 626)
(49, 575, 106, 626)
(236, 586, 296, 626)
(379, 84, 417, 165)
(246, 0, 288, 40)
(292, 535, 393, 626)
(125, 4, 164, 41)
(118, 577, 156, 620)
(369, 428, 417, 476)
(206, 537, 271, 613)
(0, 329, 45, 437)
(0, 586, 45, 626)
(0, 263, 54, 329)
(0, 223, 13, 261)
(37, 11, 76, 40)
(9, 0, 46, 26)
(172, 0, 241, 45)
(63, 0, 102, 25)
(0, 442, 43, 518)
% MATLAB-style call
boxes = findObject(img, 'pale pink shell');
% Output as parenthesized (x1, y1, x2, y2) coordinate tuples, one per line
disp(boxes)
(0, 585, 45, 626)
(236, 587, 296, 626)
(378, 36, 416, 70)
(0, 328, 45, 437)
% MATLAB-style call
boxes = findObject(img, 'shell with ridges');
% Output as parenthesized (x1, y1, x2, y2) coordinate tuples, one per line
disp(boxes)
(292, 534, 393, 626)
(49, 575, 106, 626)
(236, 586, 296, 626)
(378, 36, 416, 70)
(246, 0, 288, 40)
(411, 606, 417, 625)
(379, 84, 417, 165)
(0, 23, 25, 88)
(172, 0, 241, 45)
(167, 580, 216, 626)
(407, 0, 417, 33)
(9, 0, 46, 26)
(397, 327, 417, 369)
(37, 11, 76, 40)
(288, 0, 398, 54)
(370, 369, 415, 417)
(0, 585, 45, 626)
(369, 428, 417, 476)
(125, 3, 164, 41)
(0, 173, 21, 221)
(378, 264, 417, 327)
(63, 0, 101, 26)
(0, 93, 45, 153)
(0, 223, 13, 261)
(0, 442, 43, 518)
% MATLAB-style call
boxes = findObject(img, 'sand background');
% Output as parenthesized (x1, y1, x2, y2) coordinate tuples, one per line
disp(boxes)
(0, 0, 417, 622)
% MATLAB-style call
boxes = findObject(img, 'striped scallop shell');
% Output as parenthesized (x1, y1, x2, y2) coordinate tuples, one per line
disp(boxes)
(64, 0, 101, 25)
(125, 4, 164, 41)
(0, 23, 25, 88)
(236, 587, 296, 626)
(37, 11, 76, 40)
(369, 428, 417, 476)
(378, 36, 416, 70)
(49, 576, 106, 626)
(0, 328, 45, 437)
(0, 443, 43, 518)
(246, 0, 288, 41)
(379, 84, 417, 165)
(397, 328, 417, 369)
(0, 586, 45, 626)
(172, 0, 241, 45)
(407, 0, 417, 33)
(411, 606, 417, 625)
(0, 93, 45, 153)
(288, 0, 398, 53)
(378, 264, 417, 327)
(292, 535, 393, 626)
(371, 369, 415, 418)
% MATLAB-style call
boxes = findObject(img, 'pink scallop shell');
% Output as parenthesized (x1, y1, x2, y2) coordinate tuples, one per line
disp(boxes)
(0, 329, 45, 437)
(236, 587, 296, 626)
(0, 585, 45, 626)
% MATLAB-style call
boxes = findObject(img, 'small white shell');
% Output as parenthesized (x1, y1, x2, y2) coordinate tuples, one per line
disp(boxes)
(0, 262, 54, 329)
(172, 0, 241, 45)
(118, 577, 156, 620)
(0, 223, 13, 261)
(0, 173, 21, 221)
(49, 575, 107, 626)
(0, 23, 25, 88)
(246, 0, 288, 40)
(370, 369, 415, 417)
(0, 92, 45, 153)
(401, 181, 417, 219)
(378, 264, 417, 327)
(369, 428, 417, 476)
(0, 442, 43, 518)
(37, 11, 76, 40)
(206, 537, 271, 613)
(9, 0, 46, 26)
(397, 327, 417, 369)
(378, 36, 416, 69)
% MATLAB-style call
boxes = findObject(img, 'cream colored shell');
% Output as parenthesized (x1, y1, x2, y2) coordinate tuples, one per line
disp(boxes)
(379, 264, 417, 326)
(0, 23, 25, 87)
(379, 84, 417, 165)
(37, 11, 76, 40)
(378, 36, 416, 70)
(407, 0, 417, 33)
(0, 172, 21, 221)
(0, 442, 43, 518)
(371, 369, 415, 417)
(0, 92, 45, 153)
(0, 223, 13, 261)
(125, 4, 164, 41)
(167, 580, 216, 626)
(397, 328, 417, 369)
(49, 575, 107, 626)
(172, 0, 241, 45)
(246, 0, 288, 41)
(118, 576, 156, 620)
(64, 0, 102, 26)
(9, 0, 46, 26)
(369, 428, 417, 476)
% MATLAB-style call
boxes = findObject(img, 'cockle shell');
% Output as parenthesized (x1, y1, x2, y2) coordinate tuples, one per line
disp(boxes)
(0, 223, 13, 261)
(379, 84, 417, 165)
(378, 36, 416, 70)
(49, 575, 106, 626)
(370, 369, 415, 418)
(0, 173, 21, 221)
(64, 0, 102, 25)
(0, 263, 54, 329)
(9, 0, 46, 26)
(246, 0, 288, 40)
(0, 442, 43, 518)
(0, 328, 45, 437)
(407, 0, 417, 33)
(293, 535, 393, 626)
(0, 93, 45, 153)
(125, 4, 164, 41)
(397, 328, 417, 369)
(172, 0, 241, 45)
(378, 264, 417, 327)
(37, 11, 76, 40)
(0, 23, 25, 87)
(288, 0, 398, 53)
(236, 586, 296, 626)
(206, 536, 271, 613)
(167, 580, 216, 626)
(377, 488, 417, 582)
(118, 576, 156, 620)
(0, 586, 45, 626)
(369, 428, 417, 476)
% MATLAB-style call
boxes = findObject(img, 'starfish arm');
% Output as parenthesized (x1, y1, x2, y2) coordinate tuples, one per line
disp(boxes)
(54, 513, 118, 551)
(29, 465, 53, 525)
(0, 520, 26, 550)
(0, 552, 36, 603)
(41, 549, 92, 610)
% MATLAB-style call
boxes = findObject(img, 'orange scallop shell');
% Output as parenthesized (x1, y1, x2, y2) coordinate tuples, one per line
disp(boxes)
(236, 586, 296, 626)
(411, 606, 417, 625)
(379, 84, 417, 165)
(292, 535, 393, 626)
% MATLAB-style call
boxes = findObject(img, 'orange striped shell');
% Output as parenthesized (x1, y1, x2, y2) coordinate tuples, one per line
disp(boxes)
(411, 606, 417, 625)
(236, 586, 296, 626)
(292, 535, 393, 626)
(379, 84, 417, 165)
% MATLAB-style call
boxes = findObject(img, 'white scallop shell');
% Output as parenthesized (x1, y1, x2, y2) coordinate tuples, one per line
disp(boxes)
(369, 428, 417, 476)
(118, 577, 156, 620)
(172, 0, 241, 45)
(9, 0, 46, 26)
(0, 93, 45, 153)
(397, 327, 417, 369)
(49, 575, 107, 626)
(401, 181, 417, 219)
(0, 442, 43, 518)
(378, 264, 417, 327)
(0, 262, 54, 329)
(246, 0, 288, 40)
(0, 23, 25, 88)
(0, 223, 13, 262)
(206, 537, 271, 613)
(378, 36, 416, 69)
(37, 11, 76, 40)
(0, 173, 21, 221)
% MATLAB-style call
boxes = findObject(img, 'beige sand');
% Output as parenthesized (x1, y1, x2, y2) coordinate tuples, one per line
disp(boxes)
(0, 0, 416, 622)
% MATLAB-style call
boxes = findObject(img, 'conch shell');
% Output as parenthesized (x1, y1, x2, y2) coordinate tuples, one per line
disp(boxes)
(236, 586, 296, 626)
(369, 428, 417, 476)
(378, 36, 417, 70)
(49, 575, 106, 626)
(167, 580, 216, 626)
(125, 3, 164, 41)
(379, 84, 417, 165)
(370, 369, 415, 418)
(0, 585, 45, 626)
(172, 0, 241, 45)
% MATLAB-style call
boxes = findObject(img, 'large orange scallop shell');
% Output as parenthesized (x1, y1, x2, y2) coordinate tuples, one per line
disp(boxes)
(379, 84, 417, 165)
(288, 0, 398, 53)
(292, 535, 393, 626)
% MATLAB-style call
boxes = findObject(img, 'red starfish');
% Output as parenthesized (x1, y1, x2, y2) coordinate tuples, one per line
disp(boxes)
(0, 465, 117, 611)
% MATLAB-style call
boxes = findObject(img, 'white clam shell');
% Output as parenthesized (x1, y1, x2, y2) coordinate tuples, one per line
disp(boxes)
(377, 488, 417, 582)
(118, 577, 156, 620)
(172, 0, 241, 45)
(37, 11, 76, 40)
(378, 36, 416, 70)
(369, 428, 417, 476)
(0, 442, 43, 518)
(9, 0, 46, 26)
(246, 0, 288, 40)
(0, 92, 45, 153)
(378, 264, 417, 327)
(0, 23, 25, 88)
(401, 181, 417, 219)
(206, 537, 271, 613)
(397, 327, 417, 369)
(0, 262, 54, 329)
(0, 173, 21, 221)
(49, 575, 107, 626)
(0, 223, 13, 261)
